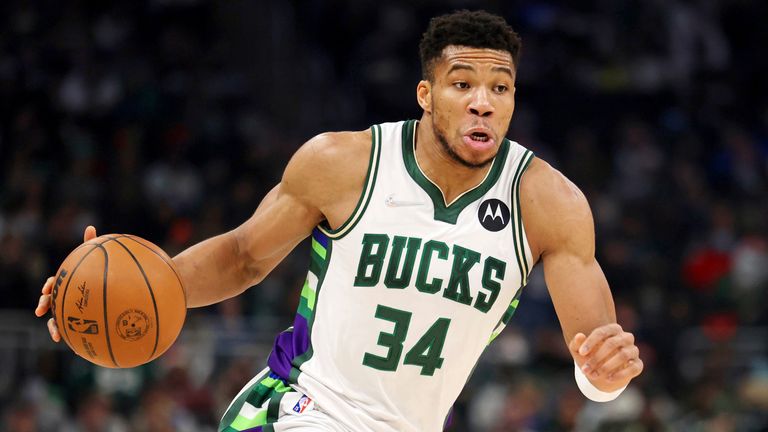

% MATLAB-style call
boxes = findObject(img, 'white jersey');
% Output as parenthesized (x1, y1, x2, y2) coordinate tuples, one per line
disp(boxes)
(266, 120, 534, 432)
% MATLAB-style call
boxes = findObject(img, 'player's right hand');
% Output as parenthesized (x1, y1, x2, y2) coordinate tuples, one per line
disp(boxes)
(35, 225, 98, 342)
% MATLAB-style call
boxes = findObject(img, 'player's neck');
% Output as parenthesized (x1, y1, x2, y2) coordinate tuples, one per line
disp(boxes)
(414, 119, 493, 205)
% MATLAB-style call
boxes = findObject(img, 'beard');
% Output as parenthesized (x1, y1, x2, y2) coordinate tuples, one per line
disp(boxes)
(432, 118, 496, 169)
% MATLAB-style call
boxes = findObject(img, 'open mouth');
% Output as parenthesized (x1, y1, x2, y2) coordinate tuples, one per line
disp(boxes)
(469, 132, 490, 142)
(463, 132, 496, 151)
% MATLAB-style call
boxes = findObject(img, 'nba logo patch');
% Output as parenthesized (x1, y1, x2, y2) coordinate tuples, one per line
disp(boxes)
(293, 395, 312, 414)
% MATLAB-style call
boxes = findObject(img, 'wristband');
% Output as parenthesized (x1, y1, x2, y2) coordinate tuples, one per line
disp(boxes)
(574, 362, 627, 402)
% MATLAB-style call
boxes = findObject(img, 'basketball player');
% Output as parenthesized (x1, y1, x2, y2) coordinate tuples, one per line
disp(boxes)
(36, 10, 643, 432)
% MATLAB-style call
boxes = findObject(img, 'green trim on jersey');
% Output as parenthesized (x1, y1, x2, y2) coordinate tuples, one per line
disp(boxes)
(401, 119, 511, 224)
(318, 124, 382, 239)
(311, 237, 327, 259)
(218, 370, 293, 432)
(289, 235, 333, 383)
(297, 241, 326, 320)
(511, 150, 535, 286)
(488, 149, 534, 345)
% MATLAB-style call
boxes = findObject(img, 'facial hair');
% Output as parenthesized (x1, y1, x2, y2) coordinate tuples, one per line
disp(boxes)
(432, 118, 496, 169)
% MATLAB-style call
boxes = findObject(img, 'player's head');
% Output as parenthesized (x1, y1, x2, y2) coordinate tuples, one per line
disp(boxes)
(417, 10, 522, 169)
(419, 10, 521, 83)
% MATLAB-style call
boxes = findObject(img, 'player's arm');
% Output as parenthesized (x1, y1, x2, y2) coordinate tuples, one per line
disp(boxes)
(521, 158, 643, 396)
(172, 181, 320, 308)
(37, 130, 372, 337)
(154, 129, 371, 307)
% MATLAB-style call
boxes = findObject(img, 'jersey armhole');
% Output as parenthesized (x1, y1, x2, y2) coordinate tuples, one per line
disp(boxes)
(510, 150, 535, 286)
(317, 124, 382, 239)
(488, 149, 535, 346)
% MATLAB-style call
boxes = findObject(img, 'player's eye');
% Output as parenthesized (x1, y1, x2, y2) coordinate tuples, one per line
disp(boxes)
(454, 82, 469, 90)
(494, 84, 508, 94)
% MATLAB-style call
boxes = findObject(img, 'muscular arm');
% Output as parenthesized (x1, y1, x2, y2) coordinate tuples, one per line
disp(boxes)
(521, 158, 642, 393)
(173, 183, 319, 307)
(37, 130, 371, 338)
(174, 130, 372, 307)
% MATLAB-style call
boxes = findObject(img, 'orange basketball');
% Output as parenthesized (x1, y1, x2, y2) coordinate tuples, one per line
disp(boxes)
(50, 234, 186, 368)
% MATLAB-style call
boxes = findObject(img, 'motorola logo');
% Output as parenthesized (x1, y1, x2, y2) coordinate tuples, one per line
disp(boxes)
(478, 199, 510, 232)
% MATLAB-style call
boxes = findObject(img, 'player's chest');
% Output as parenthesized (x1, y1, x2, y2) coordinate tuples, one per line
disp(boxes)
(337, 217, 521, 314)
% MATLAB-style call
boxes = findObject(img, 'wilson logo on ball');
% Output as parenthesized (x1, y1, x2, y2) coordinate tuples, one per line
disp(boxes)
(50, 268, 67, 321)
(116, 309, 151, 342)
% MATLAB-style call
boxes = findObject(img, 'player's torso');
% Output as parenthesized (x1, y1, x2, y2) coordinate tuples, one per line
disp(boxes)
(288, 120, 534, 432)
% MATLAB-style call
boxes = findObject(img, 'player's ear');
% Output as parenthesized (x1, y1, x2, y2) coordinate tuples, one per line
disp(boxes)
(417, 80, 432, 113)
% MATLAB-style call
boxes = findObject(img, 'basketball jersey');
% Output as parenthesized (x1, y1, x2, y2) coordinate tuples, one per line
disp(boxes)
(266, 120, 534, 432)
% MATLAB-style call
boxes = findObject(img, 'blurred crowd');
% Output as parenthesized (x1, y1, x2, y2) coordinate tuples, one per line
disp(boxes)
(1, 0, 767, 431)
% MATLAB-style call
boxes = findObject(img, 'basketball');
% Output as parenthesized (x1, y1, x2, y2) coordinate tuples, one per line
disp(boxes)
(50, 234, 186, 368)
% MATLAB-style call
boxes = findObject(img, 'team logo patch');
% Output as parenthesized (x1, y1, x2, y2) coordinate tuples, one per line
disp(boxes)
(478, 199, 510, 232)
(116, 309, 151, 341)
(292, 394, 313, 414)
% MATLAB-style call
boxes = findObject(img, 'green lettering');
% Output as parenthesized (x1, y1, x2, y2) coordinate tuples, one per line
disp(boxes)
(363, 305, 450, 376)
(362, 305, 411, 371)
(384, 236, 422, 289)
(354, 234, 389, 287)
(403, 317, 450, 376)
(415, 240, 449, 294)
(474, 257, 506, 313)
(443, 245, 480, 305)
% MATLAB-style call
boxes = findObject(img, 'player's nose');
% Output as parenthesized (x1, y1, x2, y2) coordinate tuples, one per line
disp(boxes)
(467, 87, 494, 117)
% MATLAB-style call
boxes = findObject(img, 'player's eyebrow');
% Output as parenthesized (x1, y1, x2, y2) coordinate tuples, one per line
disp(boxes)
(446, 63, 514, 79)
(492, 65, 514, 78)
(446, 63, 475, 75)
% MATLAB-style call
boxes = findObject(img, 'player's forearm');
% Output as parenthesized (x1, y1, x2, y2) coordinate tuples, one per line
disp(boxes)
(172, 231, 260, 308)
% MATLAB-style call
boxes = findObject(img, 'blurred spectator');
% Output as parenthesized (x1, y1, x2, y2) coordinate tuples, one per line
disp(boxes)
(130, 384, 199, 432)
(61, 392, 129, 432)
(1, 1, 767, 430)
(2, 401, 38, 432)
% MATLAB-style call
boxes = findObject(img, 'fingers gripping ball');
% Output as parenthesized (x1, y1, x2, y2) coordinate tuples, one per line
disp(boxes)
(51, 235, 186, 368)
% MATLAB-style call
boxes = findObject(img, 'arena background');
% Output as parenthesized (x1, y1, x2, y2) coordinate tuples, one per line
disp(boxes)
(1, 0, 767, 430)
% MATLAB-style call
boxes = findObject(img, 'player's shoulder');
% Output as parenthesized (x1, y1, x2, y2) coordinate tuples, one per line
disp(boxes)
(299, 129, 373, 165)
(284, 129, 373, 179)
(521, 157, 589, 212)
(520, 157, 594, 257)
(282, 128, 373, 207)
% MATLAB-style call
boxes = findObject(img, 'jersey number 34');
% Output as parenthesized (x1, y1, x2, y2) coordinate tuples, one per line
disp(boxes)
(362, 304, 451, 376)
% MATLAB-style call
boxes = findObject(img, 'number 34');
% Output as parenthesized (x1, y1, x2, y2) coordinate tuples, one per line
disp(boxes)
(363, 305, 451, 376)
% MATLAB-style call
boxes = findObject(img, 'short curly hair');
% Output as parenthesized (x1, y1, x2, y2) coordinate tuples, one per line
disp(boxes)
(419, 10, 522, 81)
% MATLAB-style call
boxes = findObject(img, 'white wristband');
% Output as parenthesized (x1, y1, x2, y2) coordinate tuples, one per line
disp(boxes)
(574, 362, 627, 402)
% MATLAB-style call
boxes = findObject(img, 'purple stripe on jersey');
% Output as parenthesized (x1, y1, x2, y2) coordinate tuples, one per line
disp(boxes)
(242, 427, 262, 432)
(267, 314, 310, 379)
(312, 227, 329, 248)
(267, 229, 326, 381)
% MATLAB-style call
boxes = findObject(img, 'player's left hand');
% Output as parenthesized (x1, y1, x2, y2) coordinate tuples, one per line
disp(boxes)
(568, 323, 643, 392)
(35, 225, 98, 343)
